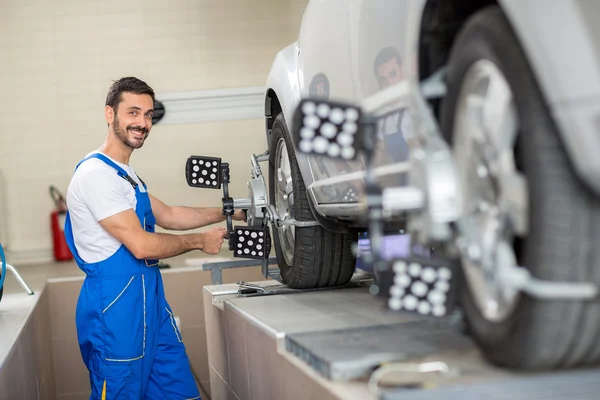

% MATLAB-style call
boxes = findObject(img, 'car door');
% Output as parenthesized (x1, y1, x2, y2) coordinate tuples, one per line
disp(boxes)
(302, 0, 418, 208)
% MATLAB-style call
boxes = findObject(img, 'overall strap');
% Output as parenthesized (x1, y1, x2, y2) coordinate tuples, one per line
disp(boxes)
(75, 153, 140, 191)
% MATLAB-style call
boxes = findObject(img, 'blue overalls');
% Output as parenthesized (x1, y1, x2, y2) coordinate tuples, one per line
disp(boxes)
(64, 153, 201, 400)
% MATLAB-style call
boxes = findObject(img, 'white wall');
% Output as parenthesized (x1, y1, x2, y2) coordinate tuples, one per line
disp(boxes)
(0, 0, 309, 263)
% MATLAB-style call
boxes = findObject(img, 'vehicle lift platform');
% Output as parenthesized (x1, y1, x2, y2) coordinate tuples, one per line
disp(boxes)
(202, 269, 600, 400)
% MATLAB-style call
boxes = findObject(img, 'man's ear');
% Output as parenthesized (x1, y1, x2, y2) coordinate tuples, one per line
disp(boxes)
(105, 105, 114, 126)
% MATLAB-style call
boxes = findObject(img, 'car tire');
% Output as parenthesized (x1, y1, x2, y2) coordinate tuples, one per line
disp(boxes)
(268, 112, 357, 289)
(441, 5, 600, 369)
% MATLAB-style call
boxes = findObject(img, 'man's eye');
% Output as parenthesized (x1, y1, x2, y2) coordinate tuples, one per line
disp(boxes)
(130, 111, 137, 116)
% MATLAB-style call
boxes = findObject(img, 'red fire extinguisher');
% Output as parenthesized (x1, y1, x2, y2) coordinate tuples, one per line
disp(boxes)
(49, 185, 73, 262)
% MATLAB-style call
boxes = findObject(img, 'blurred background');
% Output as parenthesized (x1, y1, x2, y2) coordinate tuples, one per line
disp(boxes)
(0, 0, 310, 264)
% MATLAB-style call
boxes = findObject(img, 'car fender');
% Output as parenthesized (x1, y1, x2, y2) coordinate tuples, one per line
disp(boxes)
(265, 41, 316, 189)
(498, 0, 600, 194)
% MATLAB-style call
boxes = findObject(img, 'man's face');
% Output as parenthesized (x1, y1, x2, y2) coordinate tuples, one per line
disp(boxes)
(108, 92, 154, 149)
(376, 57, 403, 89)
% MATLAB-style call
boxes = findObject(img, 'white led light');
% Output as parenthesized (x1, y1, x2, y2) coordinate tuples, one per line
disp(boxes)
(327, 143, 341, 158)
(411, 281, 428, 297)
(404, 295, 418, 310)
(259, 252, 263, 256)
(199, 160, 204, 165)
(199, 178, 204, 184)
(393, 261, 407, 274)
(337, 133, 353, 147)
(341, 146, 355, 159)
(239, 237, 245, 242)
(192, 173, 197, 178)
(330, 108, 345, 124)
(409, 263, 422, 277)
(343, 122, 357, 134)
(251, 232, 257, 238)
(320, 123, 337, 139)
(193, 165, 199, 172)
(299, 140, 313, 153)
(259, 232, 264, 237)
(313, 136, 329, 153)
(433, 305, 446, 317)
(301, 128, 315, 139)
(202, 170, 207, 176)
(252, 251, 256, 256)
(245, 230, 249, 235)
(213, 168, 217, 173)
(192, 179, 197, 184)
(317, 103, 330, 118)
(244, 248, 250, 254)
(212, 181, 217, 186)
(248, 240, 253, 246)
(209, 174, 215, 179)
(435, 280, 450, 293)
(192, 159, 197, 164)
(302, 101, 316, 115)
(259, 238, 264, 243)
(390, 285, 404, 298)
(395, 274, 411, 288)
(428, 290, 446, 305)
(238, 243, 242, 248)
(388, 297, 402, 311)
(238, 230, 243, 234)
(304, 115, 320, 129)
(438, 267, 452, 281)
(257, 244, 262, 250)
(421, 267, 436, 283)
(418, 301, 432, 315)
(205, 161, 211, 167)
(238, 250, 242, 255)
(346, 108, 359, 121)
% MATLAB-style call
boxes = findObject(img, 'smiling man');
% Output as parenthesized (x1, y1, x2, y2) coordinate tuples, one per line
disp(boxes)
(64, 77, 243, 399)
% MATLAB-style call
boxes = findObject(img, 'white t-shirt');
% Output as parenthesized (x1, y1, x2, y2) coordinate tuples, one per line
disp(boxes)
(66, 151, 146, 263)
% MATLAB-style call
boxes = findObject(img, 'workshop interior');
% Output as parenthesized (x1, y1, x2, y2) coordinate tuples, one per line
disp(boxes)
(2, 0, 600, 399)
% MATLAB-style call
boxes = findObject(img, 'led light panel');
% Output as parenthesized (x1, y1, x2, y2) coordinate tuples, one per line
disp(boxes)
(231, 226, 272, 260)
(385, 257, 457, 317)
(185, 156, 222, 189)
(292, 98, 362, 160)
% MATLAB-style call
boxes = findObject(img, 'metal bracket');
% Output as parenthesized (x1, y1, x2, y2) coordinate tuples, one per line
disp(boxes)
(264, 204, 320, 228)
(499, 265, 598, 300)
(276, 219, 320, 228)
(201, 258, 278, 285)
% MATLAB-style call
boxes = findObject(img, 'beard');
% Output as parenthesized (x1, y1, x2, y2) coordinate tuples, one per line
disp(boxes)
(113, 114, 149, 149)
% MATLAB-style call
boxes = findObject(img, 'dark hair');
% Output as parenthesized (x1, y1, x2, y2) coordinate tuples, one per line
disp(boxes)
(373, 46, 402, 76)
(105, 77, 155, 112)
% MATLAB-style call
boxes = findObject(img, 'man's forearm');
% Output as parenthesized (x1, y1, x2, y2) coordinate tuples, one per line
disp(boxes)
(134, 231, 204, 260)
(163, 206, 225, 230)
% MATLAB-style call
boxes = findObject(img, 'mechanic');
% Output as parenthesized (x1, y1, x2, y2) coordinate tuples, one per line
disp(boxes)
(64, 76, 245, 399)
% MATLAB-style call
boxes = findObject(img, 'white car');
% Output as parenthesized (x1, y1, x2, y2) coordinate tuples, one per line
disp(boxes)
(262, 0, 600, 370)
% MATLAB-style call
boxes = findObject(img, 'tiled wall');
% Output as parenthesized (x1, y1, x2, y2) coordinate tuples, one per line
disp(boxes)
(0, 0, 309, 259)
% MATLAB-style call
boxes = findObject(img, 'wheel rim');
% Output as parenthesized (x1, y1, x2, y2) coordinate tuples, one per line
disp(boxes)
(453, 60, 528, 323)
(274, 138, 296, 266)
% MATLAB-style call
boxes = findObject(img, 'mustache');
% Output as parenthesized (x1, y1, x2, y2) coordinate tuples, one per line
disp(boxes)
(127, 125, 148, 135)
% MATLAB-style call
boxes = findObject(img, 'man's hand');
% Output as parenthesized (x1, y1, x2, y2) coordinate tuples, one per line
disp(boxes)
(200, 227, 228, 255)
(232, 209, 247, 222)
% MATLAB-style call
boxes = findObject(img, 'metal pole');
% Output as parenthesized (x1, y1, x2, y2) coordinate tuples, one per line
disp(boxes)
(5, 264, 34, 295)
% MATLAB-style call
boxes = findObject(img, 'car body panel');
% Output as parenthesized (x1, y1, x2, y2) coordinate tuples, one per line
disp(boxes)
(498, 0, 600, 194)
(265, 0, 600, 223)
